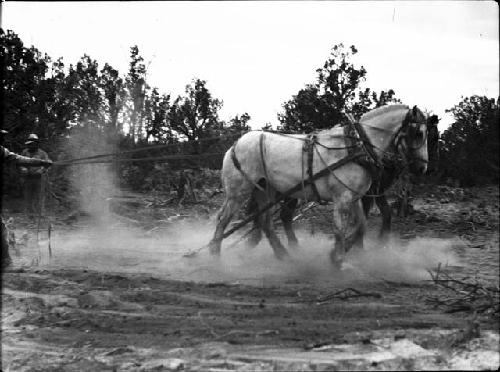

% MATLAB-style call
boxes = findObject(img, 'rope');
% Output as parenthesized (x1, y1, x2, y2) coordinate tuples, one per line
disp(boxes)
(52, 128, 358, 168)
(54, 152, 227, 166)
(54, 131, 247, 165)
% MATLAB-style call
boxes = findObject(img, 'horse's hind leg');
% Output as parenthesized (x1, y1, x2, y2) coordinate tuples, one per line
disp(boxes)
(280, 197, 299, 248)
(254, 189, 289, 260)
(244, 192, 263, 249)
(361, 195, 374, 218)
(345, 200, 366, 253)
(208, 196, 246, 256)
(375, 195, 391, 244)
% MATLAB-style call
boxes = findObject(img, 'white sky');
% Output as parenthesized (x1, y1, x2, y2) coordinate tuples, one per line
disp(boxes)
(2, 1, 499, 132)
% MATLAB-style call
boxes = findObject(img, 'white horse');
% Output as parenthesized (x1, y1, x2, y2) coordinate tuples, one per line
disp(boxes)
(207, 105, 428, 268)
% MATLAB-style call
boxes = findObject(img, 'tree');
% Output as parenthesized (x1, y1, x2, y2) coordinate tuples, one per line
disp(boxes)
(100, 63, 126, 137)
(350, 88, 401, 120)
(440, 95, 499, 185)
(64, 55, 105, 130)
(278, 44, 400, 133)
(143, 88, 175, 143)
(124, 46, 148, 142)
(261, 122, 273, 131)
(224, 113, 251, 135)
(1, 29, 52, 147)
(168, 79, 223, 142)
(278, 84, 335, 133)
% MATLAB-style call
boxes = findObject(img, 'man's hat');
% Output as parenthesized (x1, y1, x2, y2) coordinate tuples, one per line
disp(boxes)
(25, 133, 39, 145)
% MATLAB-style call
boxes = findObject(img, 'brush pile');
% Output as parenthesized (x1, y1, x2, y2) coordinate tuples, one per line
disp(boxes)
(427, 264, 499, 317)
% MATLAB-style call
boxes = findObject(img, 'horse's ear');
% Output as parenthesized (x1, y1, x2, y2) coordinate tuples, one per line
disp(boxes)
(428, 115, 439, 125)
(412, 105, 419, 116)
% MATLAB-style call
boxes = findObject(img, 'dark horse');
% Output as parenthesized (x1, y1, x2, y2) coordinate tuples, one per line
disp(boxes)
(244, 114, 440, 249)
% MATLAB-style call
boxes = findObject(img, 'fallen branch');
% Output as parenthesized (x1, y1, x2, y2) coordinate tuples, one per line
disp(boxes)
(291, 287, 382, 304)
(213, 329, 279, 341)
(316, 288, 382, 304)
(110, 212, 142, 225)
(426, 263, 499, 316)
(196, 311, 278, 340)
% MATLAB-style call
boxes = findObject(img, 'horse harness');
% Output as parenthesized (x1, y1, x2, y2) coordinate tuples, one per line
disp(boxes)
(300, 119, 389, 202)
(230, 108, 426, 203)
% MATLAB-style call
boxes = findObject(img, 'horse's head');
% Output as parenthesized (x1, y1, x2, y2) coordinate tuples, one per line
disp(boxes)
(395, 106, 429, 174)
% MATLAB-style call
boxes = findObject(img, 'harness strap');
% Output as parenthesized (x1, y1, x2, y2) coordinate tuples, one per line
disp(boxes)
(259, 133, 270, 183)
(230, 143, 266, 193)
(352, 121, 383, 169)
(303, 134, 326, 204)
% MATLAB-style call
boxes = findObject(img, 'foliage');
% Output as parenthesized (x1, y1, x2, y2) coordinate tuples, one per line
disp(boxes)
(439, 95, 499, 186)
(168, 79, 224, 142)
(1, 30, 249, 198)
(278, 44, 401, 133)
(2, 28, 497, 202)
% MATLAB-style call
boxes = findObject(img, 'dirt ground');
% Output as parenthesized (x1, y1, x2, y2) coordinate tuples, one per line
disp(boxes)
(1, 184, 499, 371)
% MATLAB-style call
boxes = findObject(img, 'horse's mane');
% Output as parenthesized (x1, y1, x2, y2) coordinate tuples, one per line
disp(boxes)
(360, 104, 409, 122)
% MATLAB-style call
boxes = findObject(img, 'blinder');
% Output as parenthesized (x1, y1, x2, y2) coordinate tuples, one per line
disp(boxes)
(407, 122, 428, 150)
(393, 109, 428, 168)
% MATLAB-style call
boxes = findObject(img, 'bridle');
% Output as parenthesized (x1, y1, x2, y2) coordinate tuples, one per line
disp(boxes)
(353, 108, 428, 170)
(391, 111, 429, 169)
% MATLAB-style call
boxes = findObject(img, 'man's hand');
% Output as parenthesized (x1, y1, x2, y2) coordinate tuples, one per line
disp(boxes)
(42, 160, 53, 168)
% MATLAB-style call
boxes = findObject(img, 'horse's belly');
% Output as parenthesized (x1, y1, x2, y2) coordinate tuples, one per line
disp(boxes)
(269, 161, 371, 202)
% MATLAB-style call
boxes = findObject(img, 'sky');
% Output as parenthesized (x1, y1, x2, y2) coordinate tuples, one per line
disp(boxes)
(2, 1, 499, 132)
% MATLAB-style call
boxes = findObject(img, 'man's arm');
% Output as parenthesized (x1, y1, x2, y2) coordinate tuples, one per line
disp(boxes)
(40, 149, 50, 161)
(2, 147, 52, 166)
(32, 149, 51, 175)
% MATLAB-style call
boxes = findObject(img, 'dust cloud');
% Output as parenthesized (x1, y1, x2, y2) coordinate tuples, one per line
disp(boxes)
(36, 219, 461, 286)
(63, 126, 120, 225)
(39, 129, 460, 285)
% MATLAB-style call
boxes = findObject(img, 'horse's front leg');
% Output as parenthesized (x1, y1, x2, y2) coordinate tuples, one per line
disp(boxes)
(280, 197, 299, 249)
(330, 197, 366, 268)
(244, 192, 263, 249)
(330, 202, 351, 269)
(345, 199, 366, 253)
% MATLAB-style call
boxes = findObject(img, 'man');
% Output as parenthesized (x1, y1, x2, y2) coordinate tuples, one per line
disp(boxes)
(1, 130, 52, 270)
(19, 134, 51, 220)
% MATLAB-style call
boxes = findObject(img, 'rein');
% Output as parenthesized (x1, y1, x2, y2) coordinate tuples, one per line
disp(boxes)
(303, 134, 327, 204)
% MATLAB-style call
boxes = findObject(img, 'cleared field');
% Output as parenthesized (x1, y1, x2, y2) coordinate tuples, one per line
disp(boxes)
(2, 185, 498, 371)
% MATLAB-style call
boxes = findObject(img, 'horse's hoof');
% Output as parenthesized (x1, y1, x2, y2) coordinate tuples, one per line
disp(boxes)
(244, 239, 260, 250)
(183, 250, 199, 258)
(209, 252, 221, 259)
(207, 242, 221, 257)
(330, 252, 345, 271)
(331, 260, 343, 271)
(275, 250, 290, 261)
(340, 262, 356, 271)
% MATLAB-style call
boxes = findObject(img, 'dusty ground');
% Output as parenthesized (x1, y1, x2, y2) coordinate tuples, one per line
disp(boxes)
(1, 184, 499, 371)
